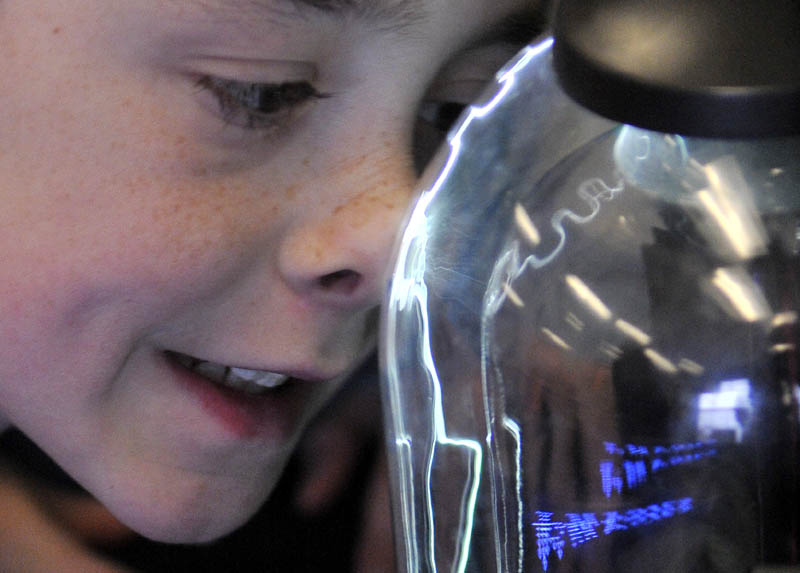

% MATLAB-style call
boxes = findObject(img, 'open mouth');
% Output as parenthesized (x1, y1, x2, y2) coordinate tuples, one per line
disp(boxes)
(166, 351, 291, 395)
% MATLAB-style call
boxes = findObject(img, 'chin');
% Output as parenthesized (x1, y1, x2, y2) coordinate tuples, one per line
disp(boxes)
(132, 500, 265, 544)
(97, 461, 284, 544)
(120, 488, 274, 544)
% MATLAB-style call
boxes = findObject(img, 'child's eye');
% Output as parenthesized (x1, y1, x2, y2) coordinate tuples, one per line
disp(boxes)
(196, 75, 328, 130)
(412, 100, 468, 174)
(418, 100, 468, 134)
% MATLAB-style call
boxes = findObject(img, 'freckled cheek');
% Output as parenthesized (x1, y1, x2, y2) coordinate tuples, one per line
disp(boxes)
(113, 181, 281, 283)
(330, 185, 406, 232)
(0, 71, 290, 315)
(74, 126, 280, 275)
(32, 171, 283, 310)
(326, 153, 417, 232)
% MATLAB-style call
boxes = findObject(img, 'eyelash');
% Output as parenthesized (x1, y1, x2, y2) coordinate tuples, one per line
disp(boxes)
(196, 76, 329, 130)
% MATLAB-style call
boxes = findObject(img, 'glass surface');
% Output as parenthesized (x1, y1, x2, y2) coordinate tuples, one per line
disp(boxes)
(381, 36, 800, 572)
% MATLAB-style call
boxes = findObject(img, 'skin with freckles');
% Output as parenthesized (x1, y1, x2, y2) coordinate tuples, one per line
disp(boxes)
(0, 0, 539, 545)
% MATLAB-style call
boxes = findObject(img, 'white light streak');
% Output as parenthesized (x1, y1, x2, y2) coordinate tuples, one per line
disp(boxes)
(600, 342, 623, 360)
(503, 282, 525, 307)
(695, 158, 767, 261)
(614, 318, 651, 346)
(696, 189, 753, 260)
(644, 348, 678, 374)
(711, 267, 771, 323)
(678, 358, 704, 376)
(565, 312, 584, 331)
(542, 327, 571, 350)
(514, 202, 540, 245)
(565, 274, 612, 321)
(502, 417, 524, 573)
(772, 311, 798, 328)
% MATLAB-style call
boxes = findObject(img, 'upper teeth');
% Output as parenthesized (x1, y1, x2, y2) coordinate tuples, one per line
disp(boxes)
(229, 367, 289, 388)
(172, 352, 290, 394)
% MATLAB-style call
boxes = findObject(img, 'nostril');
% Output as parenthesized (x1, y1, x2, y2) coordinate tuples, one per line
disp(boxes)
(317, 269, 362, 295)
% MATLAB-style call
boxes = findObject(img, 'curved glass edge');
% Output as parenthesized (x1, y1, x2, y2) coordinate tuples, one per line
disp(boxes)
(379, 35, 617, 573)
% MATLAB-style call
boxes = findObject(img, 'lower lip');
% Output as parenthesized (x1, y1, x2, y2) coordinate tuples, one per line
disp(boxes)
(165, 355, 308, 440)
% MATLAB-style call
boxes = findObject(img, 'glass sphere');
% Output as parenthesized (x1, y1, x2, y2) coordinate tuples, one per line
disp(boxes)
(381, 37, 800, 572)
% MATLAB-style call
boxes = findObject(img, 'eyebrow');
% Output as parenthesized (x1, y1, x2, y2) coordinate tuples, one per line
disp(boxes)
(188, 0, 544, 51)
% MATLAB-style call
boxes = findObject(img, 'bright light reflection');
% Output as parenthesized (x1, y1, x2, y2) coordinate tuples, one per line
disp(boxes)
(698, 379, 752, 442)
(696, 189, 752, 259)
(502, 417, 524, 573)
(515, 202, 541, 245)
(695, 158, 767, 260)
(565, 274, 613, 321)
(600, 342, 623, 360)
(771, 311, 798, 328)
(678, 358, 704, 376)
(534, 498, 694, 571)
(542, 327, 571, 350)
(503, 282, 525, 307)
(384, 38, 554, 573)
(614, 318, 651, 346)
(565, 312, 584, 331)
(644, 348, 678, 374)
(386, 244, 482, 573)
(711, 267, 771, 322)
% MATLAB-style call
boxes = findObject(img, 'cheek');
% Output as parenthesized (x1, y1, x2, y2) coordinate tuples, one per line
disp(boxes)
(0, 47, 270, 288)
(304, 127, 417, 225)
(0, 146, 280, 340)
(0, 72, 273, 284)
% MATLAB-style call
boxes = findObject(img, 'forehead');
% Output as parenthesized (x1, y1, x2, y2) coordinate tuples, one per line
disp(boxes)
(189, 0, 424, 26)
(186, 0, 536, 33)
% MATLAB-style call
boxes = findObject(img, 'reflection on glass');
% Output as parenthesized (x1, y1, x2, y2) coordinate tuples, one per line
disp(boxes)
(697, 379, 752, 443)
(381, 37, 799, 573)
(483, 123, 800, 571)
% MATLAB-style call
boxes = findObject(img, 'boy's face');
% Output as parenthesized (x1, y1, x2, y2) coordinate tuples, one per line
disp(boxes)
(0, 0, 536, 541)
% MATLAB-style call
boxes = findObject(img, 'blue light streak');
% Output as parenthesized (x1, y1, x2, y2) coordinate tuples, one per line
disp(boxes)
(600, 440, 718, 498)
(531, 440, 713, 569)
(532, 498, 694, 571)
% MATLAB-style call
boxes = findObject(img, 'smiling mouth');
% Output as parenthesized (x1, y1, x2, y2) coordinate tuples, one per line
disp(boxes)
(166, 351, 291, 395)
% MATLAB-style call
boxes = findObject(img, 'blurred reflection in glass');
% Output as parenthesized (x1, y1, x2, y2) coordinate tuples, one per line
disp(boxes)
(382, 35, 799, 573)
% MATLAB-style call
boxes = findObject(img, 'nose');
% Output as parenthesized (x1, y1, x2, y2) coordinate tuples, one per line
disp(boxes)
(277, 147, 416, 310)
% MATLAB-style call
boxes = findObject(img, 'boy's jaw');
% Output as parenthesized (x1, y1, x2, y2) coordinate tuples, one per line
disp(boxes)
(64, 340, 367, 544)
